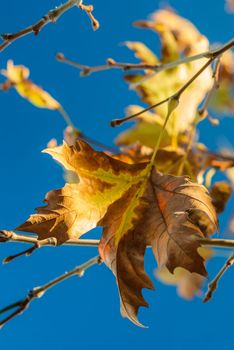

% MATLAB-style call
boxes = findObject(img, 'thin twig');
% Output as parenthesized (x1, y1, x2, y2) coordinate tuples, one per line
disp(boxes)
(56, 39, 234, 83)
(0, 0, 99, 53)
(56, 54, 161, 75)
(0, 230, 99, 247)
(130, 38, 234, 89)
(55, 46, 225, 76)
(0, 255, 101, 328)
(203, 253, 234, 302)
(2, 231, 234, 249)
(110, 38, 234, 127)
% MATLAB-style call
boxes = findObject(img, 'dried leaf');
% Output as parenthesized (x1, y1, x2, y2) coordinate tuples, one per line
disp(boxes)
(156, 247, 213, 300)
(16, 141, 148, 243)
(123, 9, 212, 140)
(17, 141, 218, 326)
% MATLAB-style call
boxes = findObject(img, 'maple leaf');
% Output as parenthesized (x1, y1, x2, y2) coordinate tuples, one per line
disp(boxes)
(17, 141, 218, 326)
(16, 140, 148, 243)
(1, 60, 60, 110)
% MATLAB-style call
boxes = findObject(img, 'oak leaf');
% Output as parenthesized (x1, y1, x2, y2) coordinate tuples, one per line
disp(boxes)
(16, 141, 218, 326)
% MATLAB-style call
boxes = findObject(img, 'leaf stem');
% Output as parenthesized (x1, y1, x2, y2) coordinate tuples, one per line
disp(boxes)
(58, 107, 118, 153)
(149, 97, 179, 166)
(58, 106, 77, 131)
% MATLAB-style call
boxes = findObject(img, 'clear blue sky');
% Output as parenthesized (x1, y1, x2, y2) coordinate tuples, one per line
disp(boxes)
(0, 1, 233, 349)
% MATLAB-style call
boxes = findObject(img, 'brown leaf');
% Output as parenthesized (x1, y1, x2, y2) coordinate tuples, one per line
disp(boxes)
(17, 141, 217, 326)
(16, 140, 147, 244)
(156, 247, 213, 300)
(210, 181, 232, 214)
(98, 169, 217, 325)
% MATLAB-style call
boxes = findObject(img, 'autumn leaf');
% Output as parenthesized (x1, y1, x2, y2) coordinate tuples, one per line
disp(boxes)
(16, 140, 149, 243)
(120, 9, 212, 146)
(226, 0, 234, 12)
(1, 60, 60, 110)
(116, 105, 172, 149)
(210, 181, 232, 213)
(210, 50, 234, 115)
(156, 247, 213, 300)
(124, 41, 159, 65)
(17, 141, 218, 326)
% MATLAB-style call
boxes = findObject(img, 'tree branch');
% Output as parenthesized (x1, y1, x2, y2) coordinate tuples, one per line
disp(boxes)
(203, 253, 234, 302)
(0, 230, 99, 247)
(56, 39, 234, 80)
(2, 230, 234, 251)
(0, 255, 101, 328)
(0, 0, 99, 53)
(110, 38, 234, 127)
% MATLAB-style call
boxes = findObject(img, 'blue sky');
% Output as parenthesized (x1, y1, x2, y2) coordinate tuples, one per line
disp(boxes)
(0, 1, 233, 349)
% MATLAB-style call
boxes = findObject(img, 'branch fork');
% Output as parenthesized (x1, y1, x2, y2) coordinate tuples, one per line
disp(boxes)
(0, 0, 99, 52)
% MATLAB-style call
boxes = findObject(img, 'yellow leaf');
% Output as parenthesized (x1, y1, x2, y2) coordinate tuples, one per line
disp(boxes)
(123, 9, 212, 140)
(115, 105, 171, 148)
(1, 60, 29, 83)
(1, 60, 60, 110)
(16, 81, 60, 110)
(125, 41, 159, 65)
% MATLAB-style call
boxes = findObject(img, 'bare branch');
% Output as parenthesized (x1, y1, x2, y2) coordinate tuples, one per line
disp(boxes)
(0, 255, 101, 328)
(203, 253, 234, 302)
(2, 230, 234, 251)
(56, 54, 161, 75)
(56, 39, 234, 80)
(0, 0, 99, 53)
(0, 230, 99, 247)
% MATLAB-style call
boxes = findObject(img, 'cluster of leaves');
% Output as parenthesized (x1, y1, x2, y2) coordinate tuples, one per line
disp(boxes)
(1, 8, 234, 327)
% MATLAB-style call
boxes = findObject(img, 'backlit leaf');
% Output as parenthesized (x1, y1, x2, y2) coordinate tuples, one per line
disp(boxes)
(17, 141, 217, 326)
(1, 60, 60, 110)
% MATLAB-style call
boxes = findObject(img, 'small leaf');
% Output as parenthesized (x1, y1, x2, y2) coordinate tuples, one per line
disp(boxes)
(125, 41, 159, 65)
(210, 181, 232, 214)
(1, 60, 60, 110)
